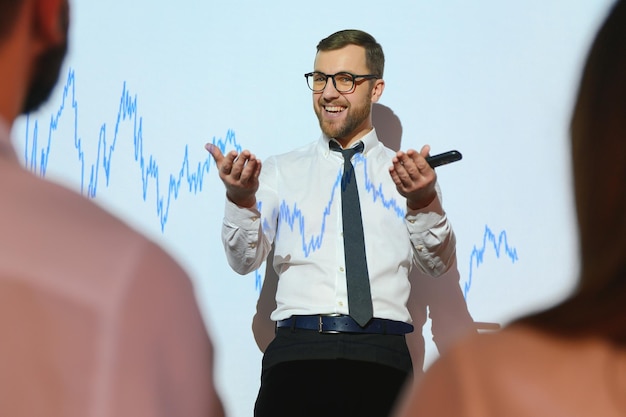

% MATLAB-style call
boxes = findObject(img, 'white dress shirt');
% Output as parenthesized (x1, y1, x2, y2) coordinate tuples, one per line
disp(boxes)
(222, 128, 456, 323)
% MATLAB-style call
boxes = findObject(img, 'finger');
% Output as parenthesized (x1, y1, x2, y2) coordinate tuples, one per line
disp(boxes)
(220, 150, 238, 176)
(392, 164, 414, 189)
(239, 155, 260, 184)
(395, 152, 420, 183)
(407, 148, 431, 173)
(231, 150, 253, 179)
(388, 165, 403, 188)
(205, 143, 224, 164)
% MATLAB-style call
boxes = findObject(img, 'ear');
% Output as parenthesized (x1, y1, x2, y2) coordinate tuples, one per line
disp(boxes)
(32, 0, 69, 46)
(370, 79, 385, 104)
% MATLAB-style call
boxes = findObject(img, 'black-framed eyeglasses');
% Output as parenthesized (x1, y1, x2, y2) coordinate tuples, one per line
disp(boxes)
(304, 71, 379, 93)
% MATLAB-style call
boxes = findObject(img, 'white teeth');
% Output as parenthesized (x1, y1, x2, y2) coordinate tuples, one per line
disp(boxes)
(325, 106, 344, 113)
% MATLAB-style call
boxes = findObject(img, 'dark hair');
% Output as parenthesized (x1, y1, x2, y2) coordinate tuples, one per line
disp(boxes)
(0, 0, 24, 40)
(517, 0, 626, 344)
(316, 29, 385, 77)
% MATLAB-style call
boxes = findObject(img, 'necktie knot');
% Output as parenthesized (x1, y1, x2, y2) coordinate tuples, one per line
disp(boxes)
(329, 140, 364, 161)
(330, 141, 363, 190)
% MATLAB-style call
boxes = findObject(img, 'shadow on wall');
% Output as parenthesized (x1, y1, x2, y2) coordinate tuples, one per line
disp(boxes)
(251, 103, 480, 374)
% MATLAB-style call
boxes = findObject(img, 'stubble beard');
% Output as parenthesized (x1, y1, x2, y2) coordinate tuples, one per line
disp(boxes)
(316, 97, 372, 141)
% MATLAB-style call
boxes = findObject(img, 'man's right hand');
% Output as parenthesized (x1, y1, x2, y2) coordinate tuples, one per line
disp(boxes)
(205, 143, 262, 208)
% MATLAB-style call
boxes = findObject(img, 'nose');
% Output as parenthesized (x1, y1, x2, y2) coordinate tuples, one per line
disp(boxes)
(321, 76, 340, 99)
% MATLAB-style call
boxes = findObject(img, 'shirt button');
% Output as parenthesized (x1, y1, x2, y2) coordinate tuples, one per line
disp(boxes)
(338, 301, 344, 307)
(339, 267, 345, 273)
(249, 242, 257, 249)
(416, 245, 424, 251)
(408, 219, 416, 224)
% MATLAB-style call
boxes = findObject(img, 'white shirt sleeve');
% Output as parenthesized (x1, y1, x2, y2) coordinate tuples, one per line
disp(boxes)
(405, 184, 456, 277)
(221, 198, 272, 275)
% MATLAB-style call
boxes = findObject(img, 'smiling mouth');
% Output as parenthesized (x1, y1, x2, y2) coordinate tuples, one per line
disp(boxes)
(324, 105, 346, 113)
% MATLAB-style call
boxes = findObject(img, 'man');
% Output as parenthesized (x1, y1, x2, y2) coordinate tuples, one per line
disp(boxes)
(208, 29, 456, 417)
(0, 1, 224, 416)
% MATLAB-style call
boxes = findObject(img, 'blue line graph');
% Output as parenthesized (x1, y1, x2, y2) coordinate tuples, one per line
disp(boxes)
(20, 67, 242, 232)
(20, 68, 521, 298)
(269, 153, 406, 259)
(255, 155, 407, 290)
(464, 225, 519, 299)
(254, 154, 406, 290)
(19, 68, 407, 293)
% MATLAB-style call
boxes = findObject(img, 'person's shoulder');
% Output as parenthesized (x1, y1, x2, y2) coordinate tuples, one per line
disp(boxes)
(442, 324, 564, 361)
(366, 140, 395, 161)
(405, 326, 619, 417)
(432, 323, 618, 378)
(271, 140, 318, 160)
(16, 169, 179, 267)
(4, 168, 136, 237)
(421, 325, 548, 381)
(38, 177, 144, 239)
(262, 140, 320, 173)
(2, 168, 192, 302)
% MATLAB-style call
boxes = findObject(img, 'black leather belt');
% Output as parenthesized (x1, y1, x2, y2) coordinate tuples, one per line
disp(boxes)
(276, 315, 414, 335)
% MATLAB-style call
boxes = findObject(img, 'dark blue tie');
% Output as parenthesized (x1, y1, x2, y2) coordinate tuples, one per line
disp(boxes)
(330, 140, 373, 327)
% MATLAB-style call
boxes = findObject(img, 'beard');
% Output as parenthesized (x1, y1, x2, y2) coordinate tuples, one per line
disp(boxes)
(315, 94, 372, 141)
(22, 3, 69, 114)
(22, 42, 68, 114)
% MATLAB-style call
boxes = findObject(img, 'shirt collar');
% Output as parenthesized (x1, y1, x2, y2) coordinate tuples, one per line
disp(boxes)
(319, 128, 380, 157)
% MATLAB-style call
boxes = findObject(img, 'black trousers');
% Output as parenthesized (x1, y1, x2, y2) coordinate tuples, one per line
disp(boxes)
(254, 358, 412, 417)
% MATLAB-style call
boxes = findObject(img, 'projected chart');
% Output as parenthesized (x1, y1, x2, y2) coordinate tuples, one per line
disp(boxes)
(11, 1, 612, 415)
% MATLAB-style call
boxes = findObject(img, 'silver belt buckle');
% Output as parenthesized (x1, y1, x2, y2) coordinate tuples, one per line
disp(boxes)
(318, 314, 341, 334)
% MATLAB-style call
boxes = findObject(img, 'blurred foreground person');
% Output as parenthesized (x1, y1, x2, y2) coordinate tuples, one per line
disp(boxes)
(392, 1, 626, 416)
(0, 0, 224, 416)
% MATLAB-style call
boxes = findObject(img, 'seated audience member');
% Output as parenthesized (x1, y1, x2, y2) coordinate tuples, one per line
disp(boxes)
(392, 1, 626, 416)
(0, 0, 224, 416)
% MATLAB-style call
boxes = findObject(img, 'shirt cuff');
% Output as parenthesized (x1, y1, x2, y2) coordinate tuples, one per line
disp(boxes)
(224, 197, 262, 228)
(405, 194, 445, 231)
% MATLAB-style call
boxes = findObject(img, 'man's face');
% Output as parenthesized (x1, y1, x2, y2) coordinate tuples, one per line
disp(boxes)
(22, 0, 70, 114)
(312, 44, 382, 144)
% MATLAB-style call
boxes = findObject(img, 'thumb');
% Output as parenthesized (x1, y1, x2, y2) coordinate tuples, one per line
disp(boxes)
(205, 143, 223, 164)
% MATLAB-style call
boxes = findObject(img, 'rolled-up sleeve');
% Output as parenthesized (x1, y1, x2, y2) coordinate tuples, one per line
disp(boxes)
(405, 185, 456, 277)
(222, 199, 270, 275)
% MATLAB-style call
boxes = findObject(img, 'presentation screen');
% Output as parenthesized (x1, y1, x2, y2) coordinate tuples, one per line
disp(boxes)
(13, 1, 614, 416)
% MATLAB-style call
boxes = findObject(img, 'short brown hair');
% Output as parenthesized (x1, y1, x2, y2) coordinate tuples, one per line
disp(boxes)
(316, 29, 385, 77)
